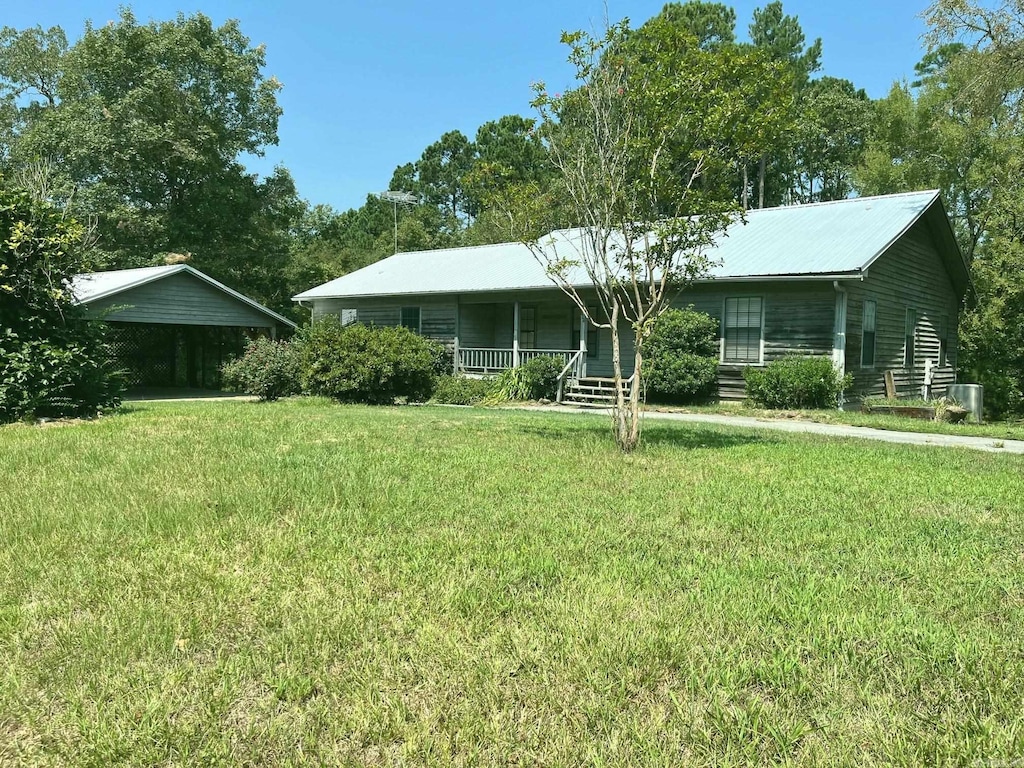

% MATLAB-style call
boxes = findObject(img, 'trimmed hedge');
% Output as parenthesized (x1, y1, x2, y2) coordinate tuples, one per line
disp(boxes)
(744, 356, 852, 409)
(300, 318, 441, 405)
(643, 307, 719, 403)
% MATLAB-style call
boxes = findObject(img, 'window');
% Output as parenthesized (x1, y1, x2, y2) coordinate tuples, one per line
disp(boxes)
(904, 308, 917, 369)
(938, 315, 948, 367)
(571, 306, 601, 359)
(400, 306, 421, 334)
(722, 297, 763, 363)
(519, 306, 537, 349)
(861, 300, 877, 368)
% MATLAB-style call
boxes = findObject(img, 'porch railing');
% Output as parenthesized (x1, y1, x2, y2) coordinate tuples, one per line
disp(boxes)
(555, 350, 586, 403)
(457, 347, 514, 374)
(456, 344, 585, 378)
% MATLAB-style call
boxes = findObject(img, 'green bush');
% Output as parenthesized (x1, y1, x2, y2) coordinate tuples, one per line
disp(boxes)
(0, 328, 123, 422)
(490, 356, 564, 402)
(0, 186, 122, 423)
(744, 356, 852, 409)
(430, 375, 494, 405)
(521, 355, 563, 400)
(643, 307, 719, 403)
(221, 337, 301, 401)
(299, 318, 441, 405)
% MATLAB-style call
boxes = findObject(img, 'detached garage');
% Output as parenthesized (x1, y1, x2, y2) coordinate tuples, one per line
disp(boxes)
(72, 264, 296, 390)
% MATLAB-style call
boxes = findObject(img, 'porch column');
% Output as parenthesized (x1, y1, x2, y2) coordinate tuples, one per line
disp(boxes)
(454, 297, 461, 373)
(513, 301, 521, 368)
(579, 310, 588, 378)
(270, 326, 277, 341)
(832, 282, 848, 409)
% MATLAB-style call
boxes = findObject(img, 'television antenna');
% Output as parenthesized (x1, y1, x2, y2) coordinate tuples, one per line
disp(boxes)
(379, 190, 419, 254)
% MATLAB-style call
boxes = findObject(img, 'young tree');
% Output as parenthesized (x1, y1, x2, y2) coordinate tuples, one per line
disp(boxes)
(523, 20, 790, 451)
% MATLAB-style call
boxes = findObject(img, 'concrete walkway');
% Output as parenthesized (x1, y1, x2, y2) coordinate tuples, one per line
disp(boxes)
(531, 405, 1024, 454)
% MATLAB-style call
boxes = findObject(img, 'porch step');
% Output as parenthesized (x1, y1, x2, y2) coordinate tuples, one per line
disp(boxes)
(562, 376, 633, 407)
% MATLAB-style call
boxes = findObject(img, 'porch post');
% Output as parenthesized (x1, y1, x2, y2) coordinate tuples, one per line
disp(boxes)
(270, 326, 277, 341)
(453, 336, 460, 374)
(513, 301, 521, 368)
(579, 310, 588, 378)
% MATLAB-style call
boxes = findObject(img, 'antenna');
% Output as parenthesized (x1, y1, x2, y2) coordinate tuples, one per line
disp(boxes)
(379, 190, 419, 254)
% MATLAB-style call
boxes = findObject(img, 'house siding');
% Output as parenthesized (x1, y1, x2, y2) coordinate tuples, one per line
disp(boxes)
(844, 219, 961, 400)
(88, 272, 276, 328)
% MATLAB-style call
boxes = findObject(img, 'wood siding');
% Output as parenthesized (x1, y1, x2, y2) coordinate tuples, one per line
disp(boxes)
(844, 220, 962, 400)
(89, 272, 276, 328)
(314, 296, 457, 342)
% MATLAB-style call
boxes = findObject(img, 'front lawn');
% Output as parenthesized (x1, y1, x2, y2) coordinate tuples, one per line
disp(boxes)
(2, 400, 1023, 766)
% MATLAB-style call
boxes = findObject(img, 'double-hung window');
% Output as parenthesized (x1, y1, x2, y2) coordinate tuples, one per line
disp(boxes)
(722, 297, 763, 363)
(904, 308, 917, 369)
(938, 315, 948, 367)
(400, 306, 421, 334)
(519, 306, 537, 349)
(861, 300, 877, 368)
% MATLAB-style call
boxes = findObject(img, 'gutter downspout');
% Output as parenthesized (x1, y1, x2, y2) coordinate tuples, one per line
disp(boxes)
(832, 280, 848, 410)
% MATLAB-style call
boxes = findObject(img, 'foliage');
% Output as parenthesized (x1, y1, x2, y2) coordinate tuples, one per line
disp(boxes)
(0, 185, 121, 421)
(744, 356, 851, 409)
(299, 317, 440, 405)
(520, 19, 791, 450)
(430, 374, 494, 405)
(520, 355, 563, 401)
(0, 10, 301, 313)
(491, 367, 533, 402)
(643, 307, 720, 403)
(220, 337, 302, 402)
(0, 328, 122, 421)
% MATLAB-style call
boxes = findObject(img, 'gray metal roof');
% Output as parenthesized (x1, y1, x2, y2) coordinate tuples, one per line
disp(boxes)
(293, 190, 952, 301)
(73, 264, 297, 328)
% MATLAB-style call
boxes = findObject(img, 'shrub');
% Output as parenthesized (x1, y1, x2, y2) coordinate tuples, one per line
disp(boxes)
(0, 328, 123, 422)
(520, 355, 563, 400)
(221, 337, 301, 401)
(0, 187, 123, 422)
(744, 356, 852, 410)
(300, 318, 441, 404)
(490, 356, 564, 402)
(431, 375, 494, 405)
(643, 307, 719, 403)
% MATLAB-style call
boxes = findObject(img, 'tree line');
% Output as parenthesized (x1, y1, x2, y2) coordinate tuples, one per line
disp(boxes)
(1, 1, 1022, 415)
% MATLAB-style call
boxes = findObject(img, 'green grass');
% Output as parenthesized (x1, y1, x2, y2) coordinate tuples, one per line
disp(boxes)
(653, 401, 1024, 441)
(2, 399, 1024, 766)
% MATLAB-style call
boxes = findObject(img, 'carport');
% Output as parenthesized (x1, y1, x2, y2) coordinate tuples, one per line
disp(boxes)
(72, 265, 297, 390)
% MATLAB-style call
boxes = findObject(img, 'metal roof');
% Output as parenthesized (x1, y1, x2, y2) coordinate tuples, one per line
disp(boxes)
(72, 264, 297, 328)
(292, 190, 953, 301)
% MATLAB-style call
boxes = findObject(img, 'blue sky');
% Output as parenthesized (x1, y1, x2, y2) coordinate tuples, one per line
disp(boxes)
(8, 1, 931, 212)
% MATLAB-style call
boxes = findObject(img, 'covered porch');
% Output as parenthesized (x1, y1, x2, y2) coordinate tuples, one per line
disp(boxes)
(453, 298, 599, 383)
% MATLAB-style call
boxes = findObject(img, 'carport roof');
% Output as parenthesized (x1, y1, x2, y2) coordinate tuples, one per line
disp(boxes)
(72, 264, 297, 328)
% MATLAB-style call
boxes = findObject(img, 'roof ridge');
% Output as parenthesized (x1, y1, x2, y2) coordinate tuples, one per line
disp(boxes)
(749, 189, 938, 214)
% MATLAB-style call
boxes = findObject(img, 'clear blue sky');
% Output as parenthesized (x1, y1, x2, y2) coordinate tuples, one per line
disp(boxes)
(8, 1, 931, 212)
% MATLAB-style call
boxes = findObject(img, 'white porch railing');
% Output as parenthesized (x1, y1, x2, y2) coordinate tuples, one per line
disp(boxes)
(457, 347, 514, 374)
(456, 345, 585, 378)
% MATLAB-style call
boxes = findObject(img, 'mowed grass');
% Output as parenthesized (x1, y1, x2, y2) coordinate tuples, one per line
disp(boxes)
(1, 400, 1023, 766)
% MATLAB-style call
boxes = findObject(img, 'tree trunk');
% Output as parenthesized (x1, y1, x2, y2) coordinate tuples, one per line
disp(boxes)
(609, 300, 632, 451)
(742, 164, 749, 211)
(625, 337, 644, 450)
(758, 155, 766, 209)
